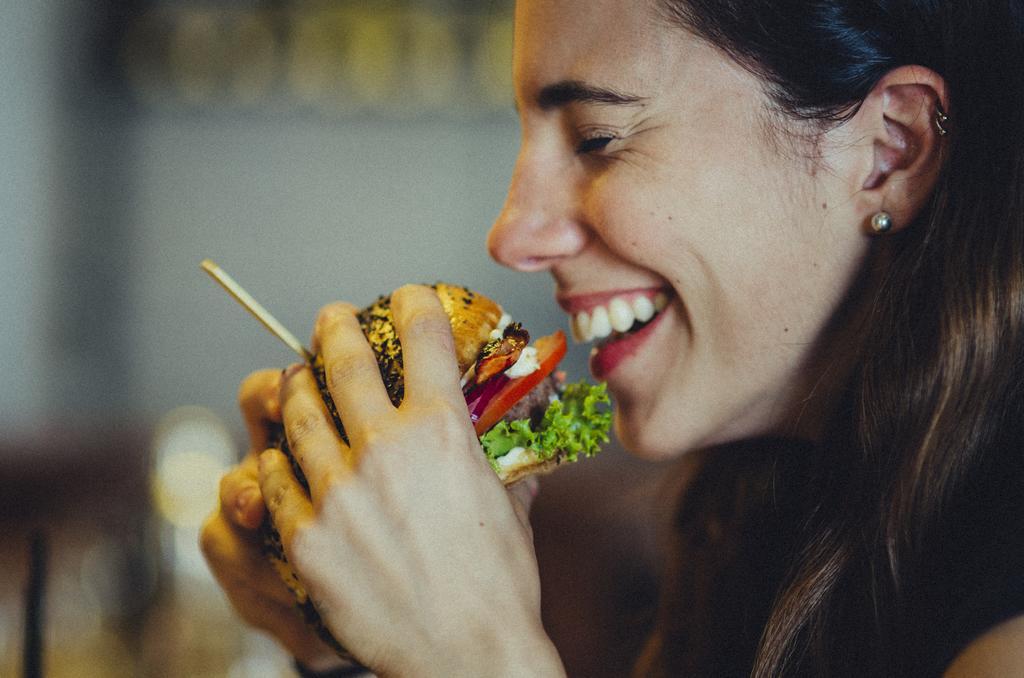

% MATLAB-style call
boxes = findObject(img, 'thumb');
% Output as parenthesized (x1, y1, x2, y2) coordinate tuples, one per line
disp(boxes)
(507, 476, 540, 527)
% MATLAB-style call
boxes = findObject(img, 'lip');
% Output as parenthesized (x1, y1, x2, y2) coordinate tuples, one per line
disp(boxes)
(556, 286, 667, 315)
(589, 305, 669, 380)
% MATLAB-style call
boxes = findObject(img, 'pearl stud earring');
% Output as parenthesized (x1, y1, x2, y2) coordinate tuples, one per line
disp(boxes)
(871, 211, 894, 234)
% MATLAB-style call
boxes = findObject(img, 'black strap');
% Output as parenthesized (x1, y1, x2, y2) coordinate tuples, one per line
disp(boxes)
(294, 659, 371, 678)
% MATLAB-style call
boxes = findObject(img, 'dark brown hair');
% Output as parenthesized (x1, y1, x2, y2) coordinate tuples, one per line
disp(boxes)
(651, 1, 1024, 675)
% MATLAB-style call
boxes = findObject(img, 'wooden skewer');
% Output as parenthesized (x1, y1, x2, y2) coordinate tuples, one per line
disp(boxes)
(201, 259, 313, 363)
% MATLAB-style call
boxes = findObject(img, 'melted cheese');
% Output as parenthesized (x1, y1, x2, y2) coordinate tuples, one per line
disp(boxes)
(504, 346, 539, 378)
(497, 446, 540, 471)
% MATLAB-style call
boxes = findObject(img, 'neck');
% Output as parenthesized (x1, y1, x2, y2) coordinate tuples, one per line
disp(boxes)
(773, 244, 889, 445)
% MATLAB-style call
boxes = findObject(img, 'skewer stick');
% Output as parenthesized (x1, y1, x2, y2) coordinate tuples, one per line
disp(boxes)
(201, 259, 313, 362)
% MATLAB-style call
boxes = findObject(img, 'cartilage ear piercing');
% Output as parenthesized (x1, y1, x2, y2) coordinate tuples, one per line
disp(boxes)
(935, 105, 950, 136)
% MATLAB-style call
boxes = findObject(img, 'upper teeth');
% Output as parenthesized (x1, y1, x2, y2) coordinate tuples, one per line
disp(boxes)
(571, 292, 668, 343)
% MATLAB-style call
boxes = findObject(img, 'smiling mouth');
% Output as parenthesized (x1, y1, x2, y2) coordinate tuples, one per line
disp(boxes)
(570, 291, 670, 346)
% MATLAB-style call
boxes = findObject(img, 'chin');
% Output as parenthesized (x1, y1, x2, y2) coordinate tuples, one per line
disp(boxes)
(611, 403, 697, 461)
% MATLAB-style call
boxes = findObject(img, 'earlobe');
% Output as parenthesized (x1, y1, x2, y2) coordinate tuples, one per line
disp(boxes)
(855, 66, 949, 233)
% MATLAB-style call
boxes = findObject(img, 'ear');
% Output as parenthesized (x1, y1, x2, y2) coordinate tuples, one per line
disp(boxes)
(847, 65, 949, 233)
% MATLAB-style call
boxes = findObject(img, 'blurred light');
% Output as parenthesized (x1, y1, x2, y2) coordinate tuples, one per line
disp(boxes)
(406, 11, 461, 110)
(52, 567, 103, 640)
(286, 11, 344, 106)
(224, 12, 279, 105)
(343, 10, 400, 108)
(227, 632, 294, 678)
(169, 9, 224, 104)
(79, 535, 160, 621)
(0, 601, 13, 674)
(123, 4, 516, 116)
(151, 406, 235, 530)
(76, 540, 121, 624)
(172, 520, 218, 579)
(153, 449, 226, 528)
(44, 630, 133, 678)
(473, 16, 514, 108)
(122, 13, 170, 105)
(225, 628, 296, 677)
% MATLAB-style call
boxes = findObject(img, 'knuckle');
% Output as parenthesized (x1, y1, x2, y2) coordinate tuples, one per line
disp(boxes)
(238, 369, 278, 408)
(291, 520, 314, 551)
(199, 514, 224, 560)
(327, 352, 378, 391)
(317, 469, 343, 496)
(239, 375, 282, 434)
(428, 398, 469, 428)
(280, 517, 308, 553)
(404, 401, 470, 445)
(287, 411, 324, 447)
(266, 482, 290, 514)
(405, 307, 454, 344)
(218, 468, 256, 509)
(352, 425, 388, 452)
(315, 302, 357, 335)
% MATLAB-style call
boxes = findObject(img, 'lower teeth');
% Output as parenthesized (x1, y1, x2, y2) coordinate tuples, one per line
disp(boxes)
(596, 314, 657, 347)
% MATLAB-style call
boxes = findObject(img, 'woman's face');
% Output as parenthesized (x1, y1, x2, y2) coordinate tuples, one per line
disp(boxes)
(488, 0, 872, 459)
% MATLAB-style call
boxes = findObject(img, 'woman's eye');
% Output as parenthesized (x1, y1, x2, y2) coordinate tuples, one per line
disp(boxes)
(575, 135, 616, 155)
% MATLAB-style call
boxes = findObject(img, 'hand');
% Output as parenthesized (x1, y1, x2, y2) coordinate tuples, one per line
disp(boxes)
(200, 370, 342, 669)
(259, 284, 563, 677)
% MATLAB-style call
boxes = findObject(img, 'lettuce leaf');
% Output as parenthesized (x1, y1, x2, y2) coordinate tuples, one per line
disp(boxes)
(479, 381, 612, 471)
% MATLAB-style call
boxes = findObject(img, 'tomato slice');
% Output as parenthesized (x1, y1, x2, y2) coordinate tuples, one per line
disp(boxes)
(473, 330, 568, 435)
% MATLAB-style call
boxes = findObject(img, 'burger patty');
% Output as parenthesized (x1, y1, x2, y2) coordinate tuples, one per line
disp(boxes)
(500, 374, 560, 427)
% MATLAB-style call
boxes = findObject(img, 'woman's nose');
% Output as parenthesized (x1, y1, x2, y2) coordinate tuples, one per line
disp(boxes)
(487, 149, 589, 272)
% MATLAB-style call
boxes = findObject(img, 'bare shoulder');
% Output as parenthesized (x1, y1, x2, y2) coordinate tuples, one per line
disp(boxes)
(944, 615, 1024, 677)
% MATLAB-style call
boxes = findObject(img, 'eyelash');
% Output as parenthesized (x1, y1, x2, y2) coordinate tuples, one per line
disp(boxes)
(575, 135, 617, 155)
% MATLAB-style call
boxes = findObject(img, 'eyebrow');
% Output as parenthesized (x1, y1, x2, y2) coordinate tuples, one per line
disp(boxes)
(535, 80, 645, 110)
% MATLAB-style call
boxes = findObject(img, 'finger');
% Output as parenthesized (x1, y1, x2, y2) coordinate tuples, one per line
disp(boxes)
(314, 302, 394, 436)
(280, 364, 349, 501)
(239, 369, 283, 451)
(199, 511, 297, 607)
(390, 284, 463, 406)
(219, 454, 265, 530)
(259, 448, 316, 550)
(226, 586, 338, 667)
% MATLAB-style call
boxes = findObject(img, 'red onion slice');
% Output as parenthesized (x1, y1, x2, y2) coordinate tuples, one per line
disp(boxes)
(464, 374, 510, 424)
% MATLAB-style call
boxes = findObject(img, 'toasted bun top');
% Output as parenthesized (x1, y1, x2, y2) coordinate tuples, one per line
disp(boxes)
(356, 283, 503, 384)
(433, 283, 505, 373)
(317, 284, 504, 420)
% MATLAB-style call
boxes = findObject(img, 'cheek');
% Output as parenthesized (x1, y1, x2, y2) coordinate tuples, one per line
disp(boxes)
(584, 174, 689, 272)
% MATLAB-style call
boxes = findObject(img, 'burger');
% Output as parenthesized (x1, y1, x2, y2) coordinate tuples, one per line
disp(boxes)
(262, 283, 611, 657)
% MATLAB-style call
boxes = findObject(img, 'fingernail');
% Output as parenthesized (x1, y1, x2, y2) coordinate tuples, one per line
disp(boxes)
(283, 363, 303, 380)
(235, 485, 259, 514)
(524, 476, 540, 499)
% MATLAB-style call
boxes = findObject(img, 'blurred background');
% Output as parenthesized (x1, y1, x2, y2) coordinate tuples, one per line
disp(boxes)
(1, 1, 674, 675)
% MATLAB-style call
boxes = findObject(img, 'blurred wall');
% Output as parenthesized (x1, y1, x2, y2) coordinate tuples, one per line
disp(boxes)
(0, 8, 650, 676)
(1, 0, 61, 437)
(0, 0, 595, 455)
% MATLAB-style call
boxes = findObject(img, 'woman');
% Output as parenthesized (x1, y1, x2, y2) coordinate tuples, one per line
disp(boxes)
(201, 0, 1024, 675)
